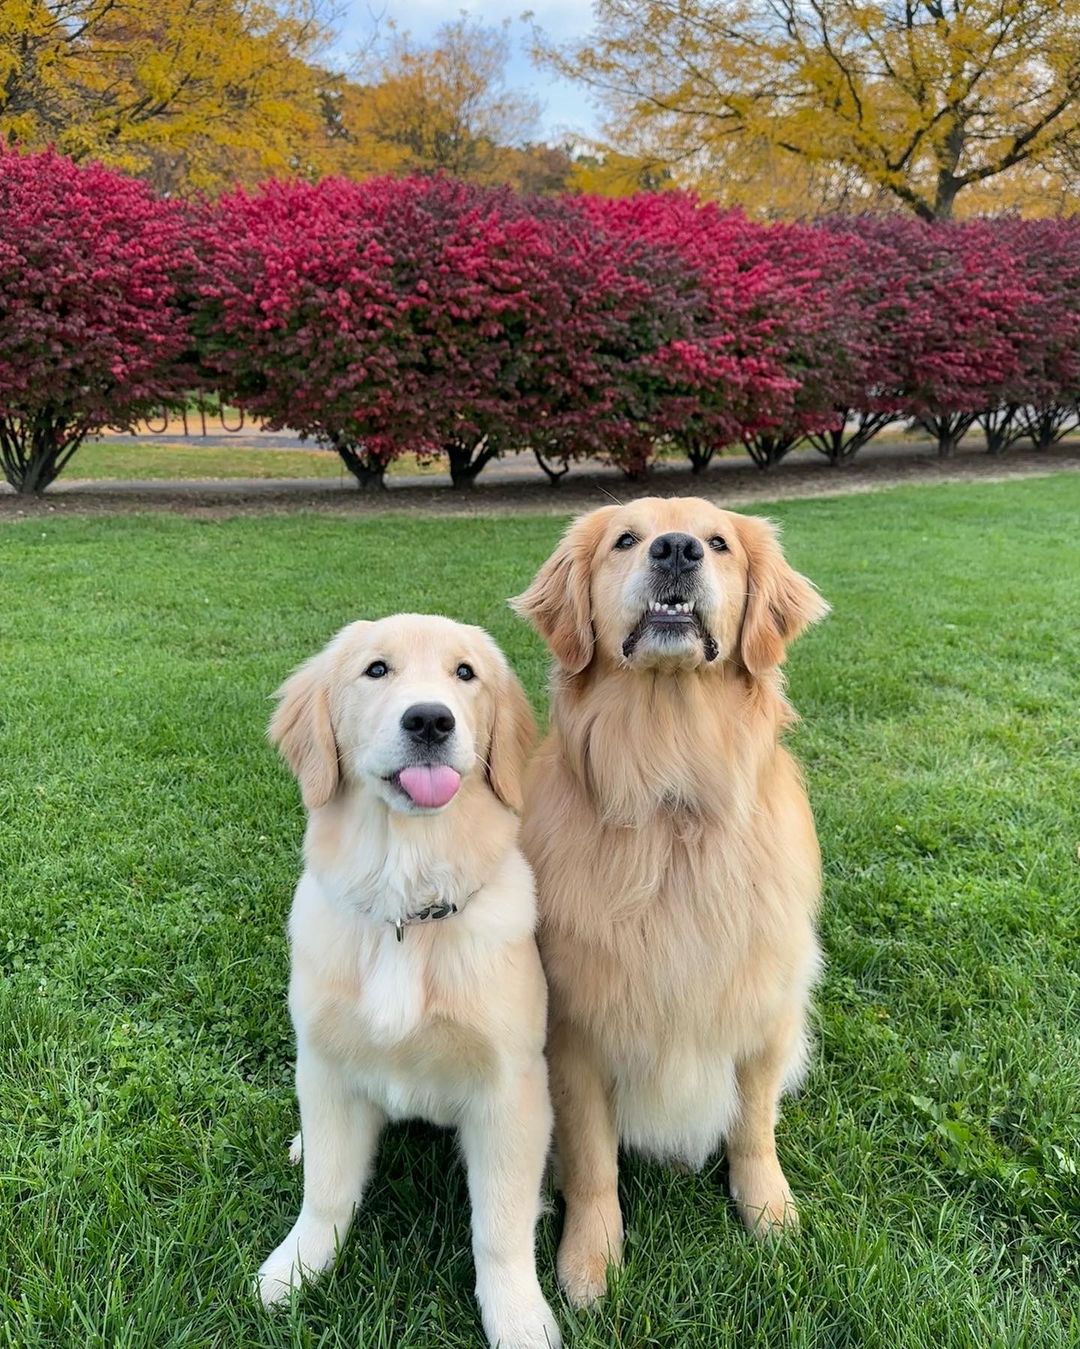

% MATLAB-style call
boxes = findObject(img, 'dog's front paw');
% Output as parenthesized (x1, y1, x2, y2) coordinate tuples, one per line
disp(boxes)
(557, 1227, 620, 1309)
(257, 1244, 302, 1309)
(557, 1244, 610, 1309)
(257, 1220, 341, 1309)
(480, 1283, 561, 1349)
(555, 1202, 622, 1308)
(729, 1160, 799, 1237)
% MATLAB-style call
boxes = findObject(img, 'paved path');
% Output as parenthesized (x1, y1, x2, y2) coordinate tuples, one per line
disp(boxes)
(3, 441, 1077, 520)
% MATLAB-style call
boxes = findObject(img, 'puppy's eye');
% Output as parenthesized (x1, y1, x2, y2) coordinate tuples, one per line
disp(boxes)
(455, 663, 476, 682)
(708, 536, 729, 553)
(363, 660, 389, 678)
(613, 532, 638, 551)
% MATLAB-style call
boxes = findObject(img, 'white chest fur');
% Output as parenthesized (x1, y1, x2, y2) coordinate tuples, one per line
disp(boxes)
(288, 871, 429, 1047)
(357, 922, 425, 1043)
(287, 873, 498, 1126)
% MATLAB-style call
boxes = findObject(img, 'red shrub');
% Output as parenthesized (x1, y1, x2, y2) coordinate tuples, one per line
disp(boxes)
(7, 152, 1072, 495)
(574, 195, 821, 471)
(196, 176, 421, 488)
(856, 216, 1037, 456)
(197, 176, 723, 488)
(981, 218, 1080, 451)
(0, 148, 194, 493)
(799, 218, 918, 465)
(724, 217, 850, 470)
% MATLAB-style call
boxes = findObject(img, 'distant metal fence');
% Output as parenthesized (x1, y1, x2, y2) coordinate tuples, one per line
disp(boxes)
(111, 404, 249, 436)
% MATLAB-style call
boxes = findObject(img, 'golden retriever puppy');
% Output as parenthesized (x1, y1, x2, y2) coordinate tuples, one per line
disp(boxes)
(258, 614, 561, 1349)
(513, 498, 828, 1307)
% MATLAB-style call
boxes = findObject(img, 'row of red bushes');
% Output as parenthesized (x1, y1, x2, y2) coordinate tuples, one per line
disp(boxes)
(2, 147, 1079, 494)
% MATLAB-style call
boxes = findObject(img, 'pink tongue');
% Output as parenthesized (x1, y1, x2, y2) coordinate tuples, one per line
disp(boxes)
(397, 765, 461, 809)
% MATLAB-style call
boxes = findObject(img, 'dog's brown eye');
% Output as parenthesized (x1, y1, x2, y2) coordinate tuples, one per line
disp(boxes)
(363, 660, 389, 678)
(456, 663, 475, 682)
(708, 536, 729, 553)
(614, 532, 638, 551)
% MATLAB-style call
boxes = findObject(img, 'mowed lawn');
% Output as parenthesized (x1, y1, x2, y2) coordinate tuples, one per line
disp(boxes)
(1, 476, 1077, 1349)
(67, 441, 445, 482)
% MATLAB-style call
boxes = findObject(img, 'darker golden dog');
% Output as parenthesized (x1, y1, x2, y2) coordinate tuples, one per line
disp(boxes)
(513, 497, 828, 1306)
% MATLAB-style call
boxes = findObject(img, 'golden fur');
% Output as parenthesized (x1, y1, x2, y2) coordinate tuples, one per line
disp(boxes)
(259, 614, 561, 1349)
(513, 499, 829, 1306)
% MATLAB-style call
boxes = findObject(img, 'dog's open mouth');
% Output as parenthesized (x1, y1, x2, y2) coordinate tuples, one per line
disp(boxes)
(391, 764, 461, 809)
(622, 596, 719, 662)
(645, 598, 696, 626)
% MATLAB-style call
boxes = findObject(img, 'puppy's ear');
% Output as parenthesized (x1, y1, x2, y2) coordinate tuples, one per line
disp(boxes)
(486, 654, 537, 814)
(737, 515, 829, 676)
(510, 508, 615, 675)
(269, 651, 339, 810)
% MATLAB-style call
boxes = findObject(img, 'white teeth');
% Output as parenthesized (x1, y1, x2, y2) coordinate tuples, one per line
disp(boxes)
(648, 601, 694, 616)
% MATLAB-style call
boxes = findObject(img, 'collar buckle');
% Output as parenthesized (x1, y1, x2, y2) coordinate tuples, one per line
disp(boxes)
(392, 900, 460, 942)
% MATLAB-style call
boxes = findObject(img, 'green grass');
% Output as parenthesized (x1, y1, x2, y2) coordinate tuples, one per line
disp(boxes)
(1, 476, 1078, 1348)
(70, 441, 448, 482)
(61, 422, 1010, 484)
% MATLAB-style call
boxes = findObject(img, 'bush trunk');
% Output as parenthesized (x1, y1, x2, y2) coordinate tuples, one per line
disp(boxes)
(0, 417, 86, 495)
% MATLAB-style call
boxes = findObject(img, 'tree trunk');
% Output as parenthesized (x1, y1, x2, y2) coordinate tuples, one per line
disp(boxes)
(977, 406, 1020, 456)
(918, 412, 976, 458)
(687, 444, 714, 473)
(808, 410, 894, 465)
(0, 415, 85, 494)
(931, 121, 965, 220)
(932, 176, 960, 221)
(334, 439, 387, 490)
(743, 432, 798, 470)
(446, 436, 498, 488)
(533, 446, 570, 485)
(1018, 403, 1079, 450)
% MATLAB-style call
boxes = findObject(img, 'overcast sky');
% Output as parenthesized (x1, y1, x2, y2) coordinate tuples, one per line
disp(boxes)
(330, 1, 603, 140)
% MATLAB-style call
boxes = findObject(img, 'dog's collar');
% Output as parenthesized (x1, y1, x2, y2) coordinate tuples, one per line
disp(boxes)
(392, 888, 479, 942)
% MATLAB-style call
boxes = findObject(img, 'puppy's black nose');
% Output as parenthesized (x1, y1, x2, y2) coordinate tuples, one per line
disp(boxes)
(649, 532, 704, 576)
(401, 702, 456, 746)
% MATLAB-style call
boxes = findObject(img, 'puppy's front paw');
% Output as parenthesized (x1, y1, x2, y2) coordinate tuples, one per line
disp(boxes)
(729, 1161, 799, 1237)
(257, 1220, 341, 1309)
(480, 1284, 561, 1349)
(288, 1131, 302, 1165)
(257, 1244, 301, 1309)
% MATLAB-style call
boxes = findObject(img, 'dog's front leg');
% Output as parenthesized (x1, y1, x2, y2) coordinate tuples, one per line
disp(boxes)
(459, 1060, 561, 1349)
(727, 1011, 802, 1235)
(548, 1017, 623, 1308)
(258, 1046, 384, 1307)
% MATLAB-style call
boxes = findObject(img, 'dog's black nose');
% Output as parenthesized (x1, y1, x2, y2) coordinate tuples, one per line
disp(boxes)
(649, 532, 704, 575)
(401, 702, 456, 746)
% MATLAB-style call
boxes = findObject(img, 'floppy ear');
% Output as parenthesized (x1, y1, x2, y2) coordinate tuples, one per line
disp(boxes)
(737, 515, 829, 676)
(269, 651, 340, 810)
(510, 508, 615, 675)
(486, 655, 537, 814)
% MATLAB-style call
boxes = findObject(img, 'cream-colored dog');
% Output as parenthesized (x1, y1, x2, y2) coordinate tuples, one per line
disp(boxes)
(514, 498, 828, 1307)
(258, 614, 561, 1349)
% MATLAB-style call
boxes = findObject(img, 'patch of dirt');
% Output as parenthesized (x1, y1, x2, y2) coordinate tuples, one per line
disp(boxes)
(2, 442, 1077, 523)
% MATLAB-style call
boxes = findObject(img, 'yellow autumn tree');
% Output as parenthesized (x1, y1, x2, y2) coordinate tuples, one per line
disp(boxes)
(537, 0, 1080, 218)
(568, 148, 674, 197)
(0, 0, 337, 192)
(339, 16, 551, 187)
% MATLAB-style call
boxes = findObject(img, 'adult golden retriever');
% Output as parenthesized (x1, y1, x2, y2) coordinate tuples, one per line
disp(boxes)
(513, 498, 828, 1306)
(258, 614, 561, 1349)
